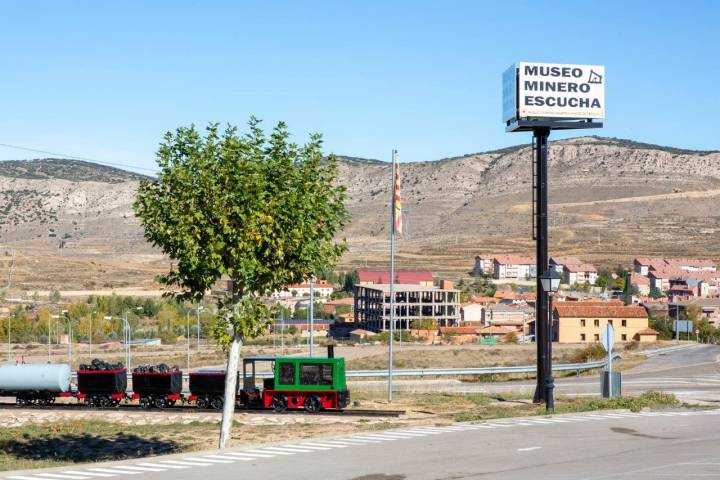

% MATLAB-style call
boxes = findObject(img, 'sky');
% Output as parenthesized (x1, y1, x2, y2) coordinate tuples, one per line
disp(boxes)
(0, 1, 718, 173)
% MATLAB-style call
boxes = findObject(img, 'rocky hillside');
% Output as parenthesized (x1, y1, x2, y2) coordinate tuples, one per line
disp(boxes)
(0, 136, 719, 290)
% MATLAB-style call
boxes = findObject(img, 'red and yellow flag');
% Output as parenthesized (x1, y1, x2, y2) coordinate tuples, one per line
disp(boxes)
(393, 158, 402, 235)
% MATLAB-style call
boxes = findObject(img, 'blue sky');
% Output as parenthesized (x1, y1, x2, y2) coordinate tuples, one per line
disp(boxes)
(0, 1, 717, 172)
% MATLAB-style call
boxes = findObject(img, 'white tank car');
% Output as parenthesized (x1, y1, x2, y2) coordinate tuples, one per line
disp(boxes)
(0, 363, 72, 393)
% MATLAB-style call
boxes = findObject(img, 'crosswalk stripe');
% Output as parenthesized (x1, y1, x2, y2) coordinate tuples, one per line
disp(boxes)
(86, 469, 141, 475)
(282, 444, 331, 450)
(112, 466, 165, 472)
(8, 476, 49, 480)
(247, 448, 296, 455)
(222, 451, 276, 458)
(136, 463, 189, 470)
(159, 460, 213, 467)
(60, 471, 116, 478)
(33, 474, 92, 480)
(378, 432, 427, 437)
(352, 435, 397, 441)
(184, 457, 234, 464)
(201, 455, 241, 462)
(332, 438, 381, 444)
(300, 442, 349, 448)
(262, 446, 313, 453)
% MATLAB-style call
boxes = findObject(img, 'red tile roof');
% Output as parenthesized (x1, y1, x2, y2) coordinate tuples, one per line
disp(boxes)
(554, 304, 648, 318)
(493, 255, 535, 265)
(357, 270, 434, 284)
(563, 263, 598, 273)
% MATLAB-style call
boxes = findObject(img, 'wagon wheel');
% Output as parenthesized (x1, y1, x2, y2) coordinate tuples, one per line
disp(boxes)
(210, 397, 224, 410)
(16, 397, 28, 407)
(154, 397, 168, 409)
(196, 397, 209, 409)
(99, 396, 112, 408)
(45, 397, 56, 405)
(303, 395, 322, 414)
(139, 396, 152, 409)
(271, 395, 288, 413)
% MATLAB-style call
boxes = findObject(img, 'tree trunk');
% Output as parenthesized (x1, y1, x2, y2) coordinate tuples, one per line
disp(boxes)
(218, 330, 242, 449)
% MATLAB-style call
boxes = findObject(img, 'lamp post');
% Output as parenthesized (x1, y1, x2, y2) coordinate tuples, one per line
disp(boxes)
(186, 310, 190, 373)
(539, 268, 561, 411)
(309, 276, 314, 357)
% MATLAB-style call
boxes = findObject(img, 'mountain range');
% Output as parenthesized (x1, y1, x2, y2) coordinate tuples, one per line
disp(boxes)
(1, 135, 719, 292)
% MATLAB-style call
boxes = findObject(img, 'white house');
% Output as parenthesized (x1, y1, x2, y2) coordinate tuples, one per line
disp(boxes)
(564, 263, 598, 285)
(492, 255, 536, 280)
(271, 280, 334, 299)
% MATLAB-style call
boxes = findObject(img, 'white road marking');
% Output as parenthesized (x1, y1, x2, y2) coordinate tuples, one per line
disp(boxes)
(112, 466, 165, 472)
(86, 469, 142, 475)
(300, 442, 349, 448)
(249, 448, 297, 455)
(222, 451, 275, 459)
(184, 456, 234, 464)
(263, 446, 314, 453)
(283, 444, 331, 450)
(136, 463, 189, 470)
(352, 435, 398, 441)
(33, 474, 92, 480)
(8, 476, 50, 480)
(59, 471, 116, 478)
(330, 438, 380, 444)
(517, 446, 543, 452)
(199, 455, 240, 462)
(158, 460, 213, 467)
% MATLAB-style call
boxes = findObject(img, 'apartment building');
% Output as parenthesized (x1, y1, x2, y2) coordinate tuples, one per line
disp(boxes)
(354, 283, 460, 330)
(492, 255, 536, 280)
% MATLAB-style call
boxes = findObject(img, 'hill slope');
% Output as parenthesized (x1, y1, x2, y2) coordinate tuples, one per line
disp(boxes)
(0, 137, 719, 290)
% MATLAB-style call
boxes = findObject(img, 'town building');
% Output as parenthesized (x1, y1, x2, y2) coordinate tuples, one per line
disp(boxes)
(563, 263, 598, 285)
(549, 256, 583, 273)
(669, 298, 720, 327)
(492, 255, 536, 280)
(357, 270, 434, 286)
(353, 283, 460, 330)
(553, 302, 651, 344)
(473, 256, 495, 276)
(271, 279, 334, 299)
(630, 272, 650, 296)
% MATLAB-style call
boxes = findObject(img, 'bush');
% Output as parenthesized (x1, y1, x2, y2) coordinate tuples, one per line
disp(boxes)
(570, 343, 607, 363)
(505, 332, 518, 344)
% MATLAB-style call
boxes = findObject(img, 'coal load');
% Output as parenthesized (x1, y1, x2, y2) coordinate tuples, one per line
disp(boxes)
(133, 363, 179, 374)
(76, 358, 127, 394)
(132, 363, 182, 395)
(79, 358, 124, 371)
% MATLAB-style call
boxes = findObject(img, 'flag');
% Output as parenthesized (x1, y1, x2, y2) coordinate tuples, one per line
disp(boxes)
(393, 156, 402, 235)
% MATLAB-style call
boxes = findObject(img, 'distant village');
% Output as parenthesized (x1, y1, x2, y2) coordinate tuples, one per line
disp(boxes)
(269, 255, 720, 346)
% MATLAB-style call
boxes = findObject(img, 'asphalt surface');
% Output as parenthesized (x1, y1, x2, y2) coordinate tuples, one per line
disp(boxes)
(4, 408, 720, 480)
(354, 344, 720, 402)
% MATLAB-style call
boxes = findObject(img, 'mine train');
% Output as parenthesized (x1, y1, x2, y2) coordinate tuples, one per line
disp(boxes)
(0, 348, 349, 413)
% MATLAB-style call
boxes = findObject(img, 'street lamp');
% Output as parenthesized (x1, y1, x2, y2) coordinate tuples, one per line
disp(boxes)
(539, 268, 561, 411)
(196, 305, 203, 352)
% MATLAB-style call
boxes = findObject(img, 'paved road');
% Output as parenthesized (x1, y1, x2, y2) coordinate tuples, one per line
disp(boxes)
(354, 344, 720, 402)
(4, 408, 719, 480)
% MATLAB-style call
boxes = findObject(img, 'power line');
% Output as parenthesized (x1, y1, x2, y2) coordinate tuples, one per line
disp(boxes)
(0, 143, 157, 174)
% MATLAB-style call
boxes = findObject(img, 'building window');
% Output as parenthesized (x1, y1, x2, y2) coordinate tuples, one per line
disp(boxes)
(580, 333, 586, 341)
(580, 319, 586, 327)
(594, 333, 600, 341)
(622, 320, 627, 327)
(621, 334, 627, 341)
(594, 319, 600, 327)
(608, 319, 613, 326)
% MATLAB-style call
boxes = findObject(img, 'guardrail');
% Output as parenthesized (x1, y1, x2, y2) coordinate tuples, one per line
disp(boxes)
(71, 353, 621, 382)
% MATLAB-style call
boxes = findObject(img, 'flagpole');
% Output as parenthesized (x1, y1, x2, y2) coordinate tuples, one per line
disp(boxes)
(388, 149, 397, 403)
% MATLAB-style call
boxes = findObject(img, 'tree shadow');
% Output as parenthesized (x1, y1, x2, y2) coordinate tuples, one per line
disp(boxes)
(1, 433, 181, 463)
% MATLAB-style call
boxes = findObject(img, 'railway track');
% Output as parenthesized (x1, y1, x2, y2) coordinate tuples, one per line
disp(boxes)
(0, 402, 406, 417)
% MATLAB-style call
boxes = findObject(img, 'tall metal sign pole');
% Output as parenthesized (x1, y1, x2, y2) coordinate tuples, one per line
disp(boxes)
(503, 62, 604, 409)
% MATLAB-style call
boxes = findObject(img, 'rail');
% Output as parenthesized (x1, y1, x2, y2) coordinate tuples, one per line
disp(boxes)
(70, 353, 621, 382)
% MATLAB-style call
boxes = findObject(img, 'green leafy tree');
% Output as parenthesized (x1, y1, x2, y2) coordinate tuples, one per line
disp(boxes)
(133, 119, 347, 448)
(342, 270, 360, 292)
(648, 286, 665, 299)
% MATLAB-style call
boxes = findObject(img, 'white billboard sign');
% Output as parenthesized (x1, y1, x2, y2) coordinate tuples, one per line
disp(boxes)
(503, 62, 605, 122)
